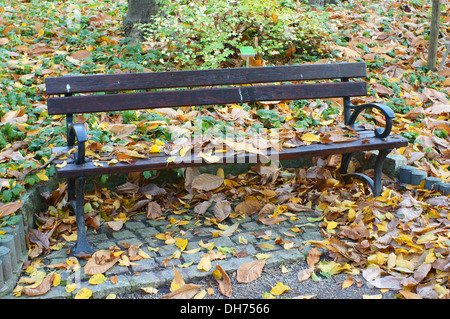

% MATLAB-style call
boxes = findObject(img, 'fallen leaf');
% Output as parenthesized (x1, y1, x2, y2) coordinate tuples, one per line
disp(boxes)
(214, 264, 232, 297)
(297, 267, 314, 282)
(197, 253, 212, 271)
(170, 266, 185, 292)
(146, 201, 162, 219)
(270, 282, 291, 296)
(74, 287, 92, 299)
(342, 276, 354, 289)
(22, 272, 55, 297)
(236, 259, 265, 283)
(213, 200, 232, 222)
(0, 201, 23, 219)
(191, 173, 224, 191)
(162, 284, 202, 299)
(89, 273, 107, 285)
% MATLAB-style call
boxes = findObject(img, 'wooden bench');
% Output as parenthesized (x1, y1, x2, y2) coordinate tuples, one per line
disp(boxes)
(45, 62, 408, 255)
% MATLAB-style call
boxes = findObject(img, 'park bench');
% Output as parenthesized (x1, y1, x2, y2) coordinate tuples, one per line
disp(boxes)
(45, 62, 408, 255)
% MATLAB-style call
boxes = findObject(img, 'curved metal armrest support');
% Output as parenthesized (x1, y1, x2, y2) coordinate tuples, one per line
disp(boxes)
(67, 123, 87, 164)
(347, 103, 395, 138)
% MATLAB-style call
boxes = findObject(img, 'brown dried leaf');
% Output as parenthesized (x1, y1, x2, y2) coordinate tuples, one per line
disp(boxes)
(297, 267, 314, 282)
(146, 201, 162, 220)
(307, 248, 322, 268)
(22, 272, 55, 297)
(84, 250, 120, 275)
(214, 264, 232, 297)
(258, 216, 287, 225)
(236, 259, 266, 283)
(191, 173, 224, 192)
(0, 201, 23, 219)
(213, 200, 232, 222)
(162, 284, 202, 299)
(194, 201, 212, 215)
(235, 200, 264, 216)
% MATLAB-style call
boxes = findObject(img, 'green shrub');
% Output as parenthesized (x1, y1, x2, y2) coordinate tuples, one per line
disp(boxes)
(140, 0, 332, 69)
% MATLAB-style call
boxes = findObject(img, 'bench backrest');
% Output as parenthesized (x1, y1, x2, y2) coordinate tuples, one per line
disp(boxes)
(45, 62, 367, 115)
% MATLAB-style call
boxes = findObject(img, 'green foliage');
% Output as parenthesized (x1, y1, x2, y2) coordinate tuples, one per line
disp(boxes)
(140, 0, 332, 68)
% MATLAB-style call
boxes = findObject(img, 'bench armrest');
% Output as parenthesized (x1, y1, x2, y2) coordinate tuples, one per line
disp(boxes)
(347, 102, 395, 138)
(67, 123, 87, 164)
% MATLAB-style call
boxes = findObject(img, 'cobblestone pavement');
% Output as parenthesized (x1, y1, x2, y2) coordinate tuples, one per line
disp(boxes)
(5, 209, 330, 299)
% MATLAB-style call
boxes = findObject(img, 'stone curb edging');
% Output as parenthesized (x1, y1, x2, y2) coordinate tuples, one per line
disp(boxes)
(399, 165, 450, 194)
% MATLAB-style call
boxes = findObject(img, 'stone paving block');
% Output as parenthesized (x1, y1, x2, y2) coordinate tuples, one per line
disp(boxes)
(230, 232, 257, 245)
(240, 221, 265, 232)
(157, 243, 181, 257)
(215, 255, 255, 273)
(89, 274, 133, 298)
(111, 230, 137, 241)
(106, 264, 132, 277)
(128, 268, 173, 289)
(209, 236, 234, 248)
(180, 251, 203, 264)
(125, 221, 147, 231)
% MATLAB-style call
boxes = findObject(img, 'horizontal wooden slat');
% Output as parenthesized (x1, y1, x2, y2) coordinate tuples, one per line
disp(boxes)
(45, 62, 367, 95)
(47, 81, 367, 115)
(53, 134, 408, 178)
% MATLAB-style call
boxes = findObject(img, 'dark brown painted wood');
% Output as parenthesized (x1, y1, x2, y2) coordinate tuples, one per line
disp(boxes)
(47, 81, 367, 115)
(45, 62, 367, 95)
(53, 134, 408, 178)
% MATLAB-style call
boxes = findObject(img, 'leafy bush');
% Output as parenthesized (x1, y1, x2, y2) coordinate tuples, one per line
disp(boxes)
(140, 0, 333, 68)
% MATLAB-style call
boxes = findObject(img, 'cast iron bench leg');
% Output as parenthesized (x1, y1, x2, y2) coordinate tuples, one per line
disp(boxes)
(71, 177, 94, 255)
(341, 149, 392, 196)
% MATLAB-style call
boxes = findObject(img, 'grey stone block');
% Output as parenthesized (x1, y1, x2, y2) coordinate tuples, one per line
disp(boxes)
(0, 246, 12, 283)
(410, 170, 427, 186)
(398, 165, 416, 184)
(424, 177, 442, 191)
(0, 234, 17, 270)
(438, 183, 450, 195)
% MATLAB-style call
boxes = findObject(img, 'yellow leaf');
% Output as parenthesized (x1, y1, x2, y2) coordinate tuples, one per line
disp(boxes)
(254, 253, 272, 260)
(55, 161, 67, 168)
(194, 289, 207, 299)
(89, 274, 107, 285)
(301, 133, 320, 143)
(197, 254, 212, 271)
(175, 238, 188, 251)
(199, 152, 221, 163)
(363, 294, 382, 299)
(179, 146, 191, 157)
(256, 243, 275, 250)
(138, 248, 151, 259)
(108, 159, 118, 166)
(216, 167, 224, 178)
(62, 233, 77, 242)
(198, 240, 214, 251)
(106, 294, 116, 299)
(325, 219, 338, 230)
(212, 269, 222, 280)
(66, 283, 77, 293)
(238, 235, 248, 245)
(342, 276, 354, 289)
(36, 172, 49, 181)
(141, 287, 158, 294)
(93, 161, 104, 167)
(166, 156, 176, 163)
(52, 273, 61, 287)
(75, 288, 92, 299)
(270, 282, 291, 296)
(150, 144, 160, 153)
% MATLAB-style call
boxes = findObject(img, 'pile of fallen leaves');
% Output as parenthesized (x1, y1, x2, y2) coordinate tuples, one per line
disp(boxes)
(1, 0, 450, 299)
